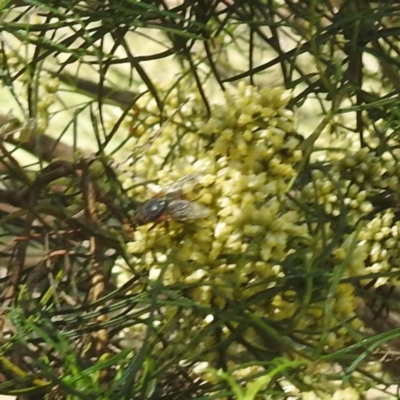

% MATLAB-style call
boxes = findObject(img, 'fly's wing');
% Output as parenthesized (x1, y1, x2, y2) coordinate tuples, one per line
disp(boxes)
(166, 199, 210, 221)
(162, 173, 202, 200)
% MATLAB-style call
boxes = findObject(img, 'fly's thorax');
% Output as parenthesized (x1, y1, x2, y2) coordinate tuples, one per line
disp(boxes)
(137, 198, 168, 222)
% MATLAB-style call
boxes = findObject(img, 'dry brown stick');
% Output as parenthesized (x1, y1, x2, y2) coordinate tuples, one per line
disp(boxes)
(53, 70, 140, 108)
(81, 164, 109, 351)
(0, 113, 78, 162)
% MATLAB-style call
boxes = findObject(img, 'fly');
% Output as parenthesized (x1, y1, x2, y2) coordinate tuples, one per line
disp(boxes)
(134, 173, 210, 225)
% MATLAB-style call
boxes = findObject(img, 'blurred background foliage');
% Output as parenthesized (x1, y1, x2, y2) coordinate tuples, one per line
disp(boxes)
(1, 0, 400, 399)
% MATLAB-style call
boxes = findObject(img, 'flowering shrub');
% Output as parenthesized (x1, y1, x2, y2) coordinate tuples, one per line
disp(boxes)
(111, 81, 400, 397)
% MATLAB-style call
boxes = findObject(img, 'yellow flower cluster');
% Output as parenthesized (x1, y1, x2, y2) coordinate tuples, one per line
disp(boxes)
(3, 51, 59, 134)
(114, 81, 391, 386)
(119, 83, 307, 314)
(304, 147, 400, 288)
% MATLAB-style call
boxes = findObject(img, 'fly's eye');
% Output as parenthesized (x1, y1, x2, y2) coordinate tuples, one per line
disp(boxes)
(141, 199, 167, 221)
